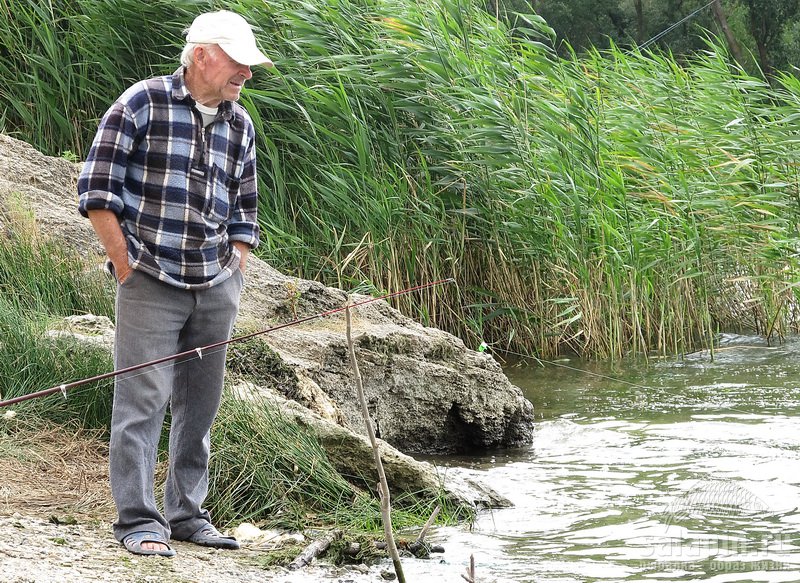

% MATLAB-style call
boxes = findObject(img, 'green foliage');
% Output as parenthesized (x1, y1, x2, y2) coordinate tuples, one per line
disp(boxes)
(238, 0, 800, 357)
(739, 0, 800, 74)
(502, 0, 800, 79)
(0, 220, 114, 318)
(0, 221, 114, 427)
(209, 388, 462, 529)
(208, 389, 358, 528)
(528, 0, 628, 53)
(0, 300, 114, 430)
(4, 0, 800, 359)
(0, 0, 205, 155)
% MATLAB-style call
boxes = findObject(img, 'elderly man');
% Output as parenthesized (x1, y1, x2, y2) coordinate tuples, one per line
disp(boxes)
(77, 11, 272, 557)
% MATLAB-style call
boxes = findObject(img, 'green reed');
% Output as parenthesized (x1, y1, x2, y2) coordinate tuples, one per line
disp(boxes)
(0, 222, 115, 427)
(3, 0, 800, 358)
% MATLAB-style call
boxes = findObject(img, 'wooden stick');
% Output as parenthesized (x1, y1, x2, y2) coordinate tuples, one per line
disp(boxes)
(287, 530, 342, 570)
(461, 554, 476, 582)
(415, 504, 441, 544)
(346, 302, 406, 583)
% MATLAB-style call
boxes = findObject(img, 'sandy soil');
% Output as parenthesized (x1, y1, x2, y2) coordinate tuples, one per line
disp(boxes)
(0, 420, 386, 583)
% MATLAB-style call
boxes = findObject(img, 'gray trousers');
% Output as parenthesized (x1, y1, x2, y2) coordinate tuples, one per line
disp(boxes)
(110, 269, 243, 542)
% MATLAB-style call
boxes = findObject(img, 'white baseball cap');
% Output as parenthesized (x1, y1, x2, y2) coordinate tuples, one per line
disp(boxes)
(186, 10, 273, 67)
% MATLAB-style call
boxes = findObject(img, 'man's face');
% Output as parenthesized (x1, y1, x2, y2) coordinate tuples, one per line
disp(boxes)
(194, 45, 252, 106)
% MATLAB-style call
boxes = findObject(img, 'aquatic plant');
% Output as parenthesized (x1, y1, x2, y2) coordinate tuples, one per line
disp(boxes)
(3, 0, 800, 358)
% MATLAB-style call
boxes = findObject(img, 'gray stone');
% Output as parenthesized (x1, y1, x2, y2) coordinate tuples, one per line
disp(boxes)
(231, 381, 511, 508)
(257, 310, 534, 454)
(46, 315, 115, 349)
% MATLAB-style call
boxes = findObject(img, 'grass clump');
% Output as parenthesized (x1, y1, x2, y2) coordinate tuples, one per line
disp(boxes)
(0, 220, 115, 429)
(209, 387, 463, 531)
(0, 302, 114, 431)
(208, 389, 359, 529)
(0, 214, 113, 319)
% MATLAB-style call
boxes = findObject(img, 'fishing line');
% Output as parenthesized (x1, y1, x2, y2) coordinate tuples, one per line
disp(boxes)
(638, 0, 717, 51)
(482, 344, 653, 391)
(0, 278, 455, 409)
(516, 353, 652, 391)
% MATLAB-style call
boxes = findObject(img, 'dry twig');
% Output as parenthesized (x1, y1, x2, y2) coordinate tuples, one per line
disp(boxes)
(461, 554, 476, 582)
(287, 529, 342, 570)
(415, 504, 441, 544)
(346, 302, 406, 583)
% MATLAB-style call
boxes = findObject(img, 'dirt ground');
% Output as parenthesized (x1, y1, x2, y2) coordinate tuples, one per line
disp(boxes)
(0, 420, 383, 583)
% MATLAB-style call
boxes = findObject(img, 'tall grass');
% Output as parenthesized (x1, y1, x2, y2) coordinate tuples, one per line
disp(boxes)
(0, 225, 452, 530)
(3, 0, 800, 358)
(209, 389, 452, 529)
(244, 1, 800, 358)
(0, 218, 114, 319)
(0, 0, 201, 155)
(0, 299, 114, 428)
(0, 220, 115, 426)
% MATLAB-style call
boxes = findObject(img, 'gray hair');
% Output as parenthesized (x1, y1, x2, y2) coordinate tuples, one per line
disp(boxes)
(181, 42, 201, 67)
(181, 40, 223, 67)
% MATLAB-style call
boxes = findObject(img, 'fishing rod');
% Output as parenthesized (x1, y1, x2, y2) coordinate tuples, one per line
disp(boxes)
(0, 278, 455, 409)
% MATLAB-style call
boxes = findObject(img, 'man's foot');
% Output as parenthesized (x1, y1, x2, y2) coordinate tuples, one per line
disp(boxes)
(182, 523, 240, 550)
(121, 531, 176, 557)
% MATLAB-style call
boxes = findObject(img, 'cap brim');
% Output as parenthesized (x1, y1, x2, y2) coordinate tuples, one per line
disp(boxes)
(219, 41, 273, 67)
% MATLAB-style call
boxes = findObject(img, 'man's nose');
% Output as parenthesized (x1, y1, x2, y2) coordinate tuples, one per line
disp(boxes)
(241, 65, 252, 80)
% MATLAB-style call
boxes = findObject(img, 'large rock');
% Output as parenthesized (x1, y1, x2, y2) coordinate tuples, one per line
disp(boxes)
(46, 315, 511, 508)
(0, 133, 534, 456)
(242, 286, 534, 453)
(231, 381, 511, 509)
(0, 135, 98, 252)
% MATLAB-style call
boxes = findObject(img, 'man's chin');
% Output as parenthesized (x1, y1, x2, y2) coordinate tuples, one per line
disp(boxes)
(225, 85, 243, 102)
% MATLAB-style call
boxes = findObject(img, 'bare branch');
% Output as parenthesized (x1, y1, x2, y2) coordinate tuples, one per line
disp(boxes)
(346, 301, 406, 583)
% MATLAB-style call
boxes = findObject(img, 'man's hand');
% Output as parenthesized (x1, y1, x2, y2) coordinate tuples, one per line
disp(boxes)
(87, 209, 130, 282)
(116, 266, 133, 283)
(232, 241, 250, 275)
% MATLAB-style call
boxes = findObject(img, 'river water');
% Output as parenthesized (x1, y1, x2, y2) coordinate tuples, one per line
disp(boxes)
(398, 333, 800, 582)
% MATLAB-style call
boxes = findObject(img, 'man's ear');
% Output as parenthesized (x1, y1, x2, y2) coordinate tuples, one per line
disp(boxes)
(194, 45, 208, 67)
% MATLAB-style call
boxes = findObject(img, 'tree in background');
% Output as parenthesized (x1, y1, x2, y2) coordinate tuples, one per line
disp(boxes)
(739, 0, 800, 78)
(522, 0, 630, 52)
(496, 0, 800, 79)
(710, 0, 745, 67)
(633, 0, 644, 44)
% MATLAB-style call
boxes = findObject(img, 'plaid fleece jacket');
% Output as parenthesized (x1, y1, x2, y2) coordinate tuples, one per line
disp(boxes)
(78, 67, 260, 289)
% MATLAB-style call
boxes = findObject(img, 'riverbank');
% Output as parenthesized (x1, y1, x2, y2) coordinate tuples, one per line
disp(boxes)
(0, 422, 388, 583)
(0, 513, 394, 583)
